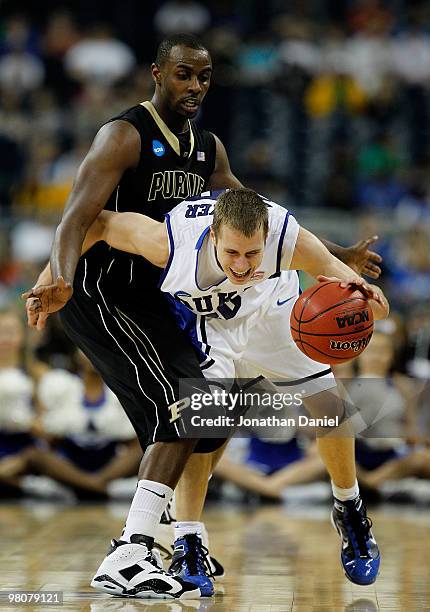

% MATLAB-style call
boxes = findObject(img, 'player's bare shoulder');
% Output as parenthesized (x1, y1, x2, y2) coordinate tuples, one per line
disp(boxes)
(88, 120, 141, 170)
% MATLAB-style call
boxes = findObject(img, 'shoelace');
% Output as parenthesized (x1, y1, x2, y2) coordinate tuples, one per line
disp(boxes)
(345, 509, 373, 557)
(170, 534, 214, 578)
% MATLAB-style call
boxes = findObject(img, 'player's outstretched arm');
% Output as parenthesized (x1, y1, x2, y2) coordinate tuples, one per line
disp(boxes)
(97, 211, 169, 268)
(320, 236, 382, 279)
(290, 227, 389, 320)
(23, 212, 169, 323)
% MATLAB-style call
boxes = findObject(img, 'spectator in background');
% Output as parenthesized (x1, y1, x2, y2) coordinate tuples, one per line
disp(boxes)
(347, 0, 394, 37)
(273, 17, 318, 205)
(230, 31, 278, 174)
(305, 65, 367, 120)
(0, 307, 46, 497)
(343, 11, 392, 98)
(349, 328, 430, 494)
(153, 0, 211, 36)
(385, 225, 430, 309)
(0, 348, 141, 500)
(36, 350, 141, 499)
(213, 435, 325, 502)
(64, 23, 136, 85)
(0, 15, 45, 95)
(394, 172, 430, 229)
(0, 133, 24, 217)
(41, 11, 80, 105)
(404, 305, 430, 380)
(11, 212, 55, 261)
(321, 138, 356, 210)
(202, 26, 239, 144)
(390, 7, 430, 163)
(355, 131, 406, 212)
(29, 88, 66, 142)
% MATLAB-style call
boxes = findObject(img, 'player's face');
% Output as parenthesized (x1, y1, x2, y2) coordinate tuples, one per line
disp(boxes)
(154, 46, 212, 118)
(211, 225, 266, 285)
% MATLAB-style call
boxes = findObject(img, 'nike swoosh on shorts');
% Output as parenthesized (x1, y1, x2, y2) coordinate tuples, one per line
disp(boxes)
(276, 296, 294, 306)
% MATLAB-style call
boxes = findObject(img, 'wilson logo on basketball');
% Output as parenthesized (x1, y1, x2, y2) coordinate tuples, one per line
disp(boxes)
(335, 310, 370, 329)
(329, 332, 373, 352)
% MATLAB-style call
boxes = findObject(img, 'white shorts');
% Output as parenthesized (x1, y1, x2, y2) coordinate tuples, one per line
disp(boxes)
(199, 271, 336, 397)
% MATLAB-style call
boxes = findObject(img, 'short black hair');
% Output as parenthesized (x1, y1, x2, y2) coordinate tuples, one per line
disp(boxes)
(155, 34, 209, 66)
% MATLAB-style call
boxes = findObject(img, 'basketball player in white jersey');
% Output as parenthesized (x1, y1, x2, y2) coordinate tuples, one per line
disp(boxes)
(28, 188, 388, 587)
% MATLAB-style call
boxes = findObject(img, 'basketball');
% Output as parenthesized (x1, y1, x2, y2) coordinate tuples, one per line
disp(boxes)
(290, 281, 374, 364)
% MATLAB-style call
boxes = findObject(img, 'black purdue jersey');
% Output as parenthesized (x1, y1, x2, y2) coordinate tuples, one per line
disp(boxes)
(75, 101, 216, 296)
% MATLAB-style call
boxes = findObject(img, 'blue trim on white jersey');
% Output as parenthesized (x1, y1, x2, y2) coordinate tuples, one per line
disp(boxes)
(276, 211, 290, 275)
(158, 213, 174, 288)
(194, 227, 227, 291)
(195, 225, 211, 249)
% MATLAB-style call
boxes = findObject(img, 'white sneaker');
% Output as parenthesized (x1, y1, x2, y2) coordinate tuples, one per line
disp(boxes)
(90, 534, 201, 599)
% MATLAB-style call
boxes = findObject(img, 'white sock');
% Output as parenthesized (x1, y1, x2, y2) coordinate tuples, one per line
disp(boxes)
(174, 521, 203, 541)
(331, 479, 360, 502)
(167, 493, 176, 521)
(122, 479, 173, 542)
(200, 523, 209, 549)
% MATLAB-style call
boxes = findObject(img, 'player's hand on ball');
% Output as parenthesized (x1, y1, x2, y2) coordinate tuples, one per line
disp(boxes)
(22, 276, 73, 320)
(342, 236, 382, 279)
(317, 275, 382, 304)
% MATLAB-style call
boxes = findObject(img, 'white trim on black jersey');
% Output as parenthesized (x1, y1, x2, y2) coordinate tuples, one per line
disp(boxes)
(141, 101, 195, 158)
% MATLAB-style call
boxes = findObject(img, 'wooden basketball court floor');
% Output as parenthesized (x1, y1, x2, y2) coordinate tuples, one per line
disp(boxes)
(1, 501, 429, 612)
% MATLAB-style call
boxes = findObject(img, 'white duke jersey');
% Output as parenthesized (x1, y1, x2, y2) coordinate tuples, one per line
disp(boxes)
(159, 190, 300, 320)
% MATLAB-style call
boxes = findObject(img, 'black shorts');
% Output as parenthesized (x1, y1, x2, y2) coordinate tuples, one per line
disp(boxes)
(60, 254, 224, 453)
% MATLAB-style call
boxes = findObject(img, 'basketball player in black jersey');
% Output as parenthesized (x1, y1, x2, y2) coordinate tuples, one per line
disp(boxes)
(25, 35, 382, 598)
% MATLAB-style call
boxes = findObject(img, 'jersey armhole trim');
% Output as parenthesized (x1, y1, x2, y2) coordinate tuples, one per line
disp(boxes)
(276, 211, 290, 275)
(158, 213, 175, 288)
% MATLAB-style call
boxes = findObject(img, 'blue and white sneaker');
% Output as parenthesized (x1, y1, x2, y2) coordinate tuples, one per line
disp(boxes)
(155, 504, 225, 579)
(168, 534, 214, 597)
(332, 496, 380, 585)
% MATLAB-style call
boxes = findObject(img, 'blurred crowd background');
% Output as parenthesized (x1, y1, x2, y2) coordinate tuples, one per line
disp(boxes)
(1, 0, 430, 504)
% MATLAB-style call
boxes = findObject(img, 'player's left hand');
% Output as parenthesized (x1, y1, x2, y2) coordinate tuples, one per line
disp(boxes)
(317, 275, 383, 304)
(24, 297, 50, 331)
(22, 276, 73, 321)
(341, 236, 382, 279)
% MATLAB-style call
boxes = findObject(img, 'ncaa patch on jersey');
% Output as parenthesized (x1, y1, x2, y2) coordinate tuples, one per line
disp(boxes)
(152, 140, 165, 157)
(197, 151, 205, 161)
